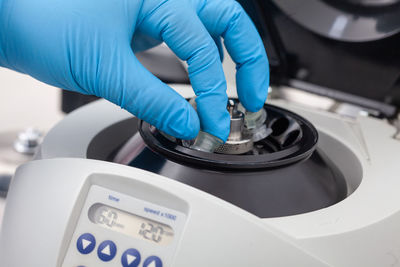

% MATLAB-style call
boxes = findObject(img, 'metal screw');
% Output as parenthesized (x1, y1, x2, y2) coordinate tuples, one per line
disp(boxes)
(13, 128, 42, 155)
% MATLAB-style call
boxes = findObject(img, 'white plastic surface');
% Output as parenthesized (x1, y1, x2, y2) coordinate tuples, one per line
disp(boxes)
(0, 158, 328, 267)
(0, 67, 64, 229)
(264, 100, 400, 267)
(33, 94, 400, 266)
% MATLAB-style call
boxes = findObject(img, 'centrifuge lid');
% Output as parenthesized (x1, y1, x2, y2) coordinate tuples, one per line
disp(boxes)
(238, 0, 400, 116)
(271, 0, 400, 42)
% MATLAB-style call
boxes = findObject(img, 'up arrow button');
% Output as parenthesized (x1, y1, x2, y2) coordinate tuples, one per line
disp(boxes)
(143, 256, 163, 267)
(101, 245, 111, 256)
(97, 240, 117, 262)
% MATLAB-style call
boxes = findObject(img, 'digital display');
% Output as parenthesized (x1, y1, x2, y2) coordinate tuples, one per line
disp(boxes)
(88, 203, 174, 245)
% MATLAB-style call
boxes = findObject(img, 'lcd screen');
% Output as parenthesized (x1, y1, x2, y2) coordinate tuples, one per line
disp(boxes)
(88, 203, 174, 245)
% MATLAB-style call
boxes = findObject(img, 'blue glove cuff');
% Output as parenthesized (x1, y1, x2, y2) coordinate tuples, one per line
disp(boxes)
(0, 0, 6, 68)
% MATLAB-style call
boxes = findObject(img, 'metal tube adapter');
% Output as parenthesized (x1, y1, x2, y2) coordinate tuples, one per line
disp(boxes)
(238, 103, 270, 142)
(237, 103, 267, 129)
(213, 101, 254, 155)
(189, 96, 223, 153)
(244, 108, 267, 130)
(191, 131, 223, 153)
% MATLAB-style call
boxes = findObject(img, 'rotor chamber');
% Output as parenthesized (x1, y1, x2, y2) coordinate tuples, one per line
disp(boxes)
(112, 101, 347, 218)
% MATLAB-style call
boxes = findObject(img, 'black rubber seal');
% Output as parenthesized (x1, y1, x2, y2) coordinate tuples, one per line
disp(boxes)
(139, 104, 319, 170)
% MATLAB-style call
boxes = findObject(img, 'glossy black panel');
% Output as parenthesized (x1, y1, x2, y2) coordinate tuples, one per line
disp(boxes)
(139, 104, 319, 170)
(239, 0, 400, 109)
(272, 0, 400, 42)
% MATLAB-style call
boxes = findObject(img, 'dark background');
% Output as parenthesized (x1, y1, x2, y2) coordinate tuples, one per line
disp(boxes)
(239, 0, 400, 112)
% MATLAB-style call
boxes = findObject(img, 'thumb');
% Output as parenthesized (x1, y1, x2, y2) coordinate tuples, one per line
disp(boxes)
(97, 46, 200, 140)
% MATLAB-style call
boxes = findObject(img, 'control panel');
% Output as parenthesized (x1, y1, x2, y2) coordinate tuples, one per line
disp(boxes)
(0, 158, 329, 266)
(62, 185, 187, 267)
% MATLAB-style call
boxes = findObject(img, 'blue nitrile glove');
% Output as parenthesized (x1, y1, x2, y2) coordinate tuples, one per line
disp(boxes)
(0, 0, 269, 141)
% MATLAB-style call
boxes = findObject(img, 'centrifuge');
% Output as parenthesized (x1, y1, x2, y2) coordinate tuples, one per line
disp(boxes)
(1, 81, 400, 266)
(1, 0, 400, 266)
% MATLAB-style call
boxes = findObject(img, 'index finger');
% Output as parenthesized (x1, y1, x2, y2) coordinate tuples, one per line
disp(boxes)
(137, 0, 231, 141)
(197, 0, 270, 112)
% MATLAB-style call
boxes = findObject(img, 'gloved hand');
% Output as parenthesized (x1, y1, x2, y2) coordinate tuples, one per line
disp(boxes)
(0, 0, 269, 141)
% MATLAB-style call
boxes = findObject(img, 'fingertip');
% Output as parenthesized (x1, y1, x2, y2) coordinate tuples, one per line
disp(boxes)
(216, 123, 230, 143)
(195, 92, 231, 142)
(162, 101, 201, 140)
(239, 87, 269, 113)
(182, 105, 201, 140)
(236, 45, 270, 112)
(237, 68, 269, 112)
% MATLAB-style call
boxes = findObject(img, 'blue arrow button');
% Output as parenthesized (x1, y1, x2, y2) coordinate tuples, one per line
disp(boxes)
(76, 233, 96, 255)
(97, 240, 117, 262)
(121, 248, 141, 267)
(143, 256, 163, 267)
